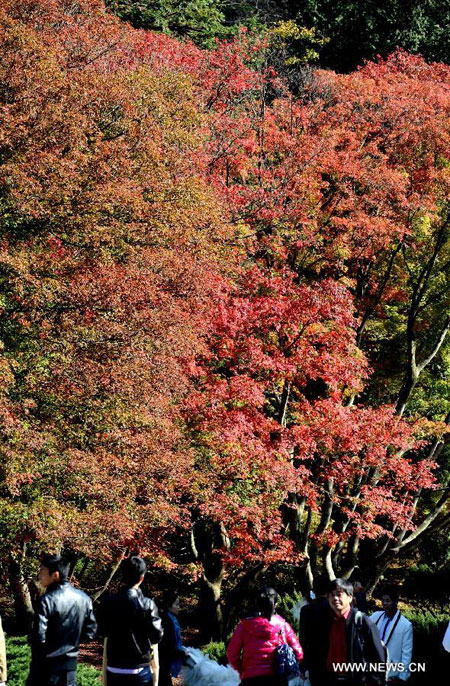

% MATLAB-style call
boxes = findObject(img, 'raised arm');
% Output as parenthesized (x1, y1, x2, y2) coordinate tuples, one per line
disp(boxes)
(146, 598, 164, 645)
(83, 598, 97, 641)
(284, 620, 304, 662)
(227, 622, 244, 674)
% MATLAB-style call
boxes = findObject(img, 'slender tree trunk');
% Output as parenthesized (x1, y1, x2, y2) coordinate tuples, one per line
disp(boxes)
(93, 550, 126, 601)
(9, 549, 34, 632)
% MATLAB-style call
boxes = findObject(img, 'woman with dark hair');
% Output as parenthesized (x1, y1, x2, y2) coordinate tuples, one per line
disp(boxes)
(159, 590, 186, 686)
(227, 586, 303, 685)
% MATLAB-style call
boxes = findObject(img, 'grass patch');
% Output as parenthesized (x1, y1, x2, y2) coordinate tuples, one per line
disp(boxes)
(5, 636, 101, 686)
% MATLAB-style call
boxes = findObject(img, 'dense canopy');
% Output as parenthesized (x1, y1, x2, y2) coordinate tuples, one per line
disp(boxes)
(0, 0, 449, 637)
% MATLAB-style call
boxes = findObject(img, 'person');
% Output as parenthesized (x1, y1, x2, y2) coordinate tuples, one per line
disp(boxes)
(0, 612, 6, 686)
(227, 585, 303, 685)
(98, 556, 163, 686)
(371, 588, 412, 682)
(443, 621, 450, 652)
(299, 576, 332, 686)
(158, 590, 186, 686)
(353, 582, 368, 614)
(326, 578, 385, 685)
(27, 553, 97, 686)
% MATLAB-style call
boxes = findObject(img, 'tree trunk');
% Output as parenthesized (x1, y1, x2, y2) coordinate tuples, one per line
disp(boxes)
(93, 550, 126, 602)
(191, 519, 231, 642)
(366, 555, 393, 596)
(9, 553, 34, 632)
(199, 554, 224, 641)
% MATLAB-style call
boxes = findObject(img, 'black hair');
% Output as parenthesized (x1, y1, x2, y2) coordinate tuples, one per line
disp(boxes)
(256, 585, 278, 620)
(41, 554, 69, 583)
(161, 589, 179, 610)
(381, 586, 399, 604)
(328, 578, 354, 597)
(313, 575, 330, 596)
(121, 556, 146, 587)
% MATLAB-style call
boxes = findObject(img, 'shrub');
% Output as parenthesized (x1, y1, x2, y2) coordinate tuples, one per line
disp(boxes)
(278, 589, 304, 635)
(202, 640, 227, 664)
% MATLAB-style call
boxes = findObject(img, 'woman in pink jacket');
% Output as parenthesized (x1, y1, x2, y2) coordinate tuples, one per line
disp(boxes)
(227, 586, 303, 686)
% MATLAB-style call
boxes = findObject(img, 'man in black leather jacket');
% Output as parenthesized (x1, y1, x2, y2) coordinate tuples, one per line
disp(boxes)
(27, 554, 97, 686)
(98, 556, 164, 686)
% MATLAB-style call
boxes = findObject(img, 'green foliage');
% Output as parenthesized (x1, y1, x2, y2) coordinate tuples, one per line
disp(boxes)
(202, 640, 227, 662)
(297, 0, 450, 71)
(277, 589, 303, 634)
(402, 564, 450, 606)
(106, 0, 232, 47)
(5, 636, 101, 686)
(5, 636, 30, 686)
(76, 664, 102, 686)
(402, 608, 449, 680)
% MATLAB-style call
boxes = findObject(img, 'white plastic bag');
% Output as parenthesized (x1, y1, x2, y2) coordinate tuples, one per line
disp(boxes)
(443, 621, 450, 653)
(182, 647, 240, 686)
(289, 672, 311, 686)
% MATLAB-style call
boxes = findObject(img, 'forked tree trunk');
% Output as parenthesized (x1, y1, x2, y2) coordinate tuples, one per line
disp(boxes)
(198, 554, 225, 641)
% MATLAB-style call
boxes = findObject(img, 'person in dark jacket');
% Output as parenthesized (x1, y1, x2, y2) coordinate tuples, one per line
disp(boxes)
(98, 556, 163, 686)
(353, 582, 369, 614)
(327, 579, 385, 686)
(158, 590, 186, 686)
(299, 575, 332, 686)
(27, 553, 97, 686)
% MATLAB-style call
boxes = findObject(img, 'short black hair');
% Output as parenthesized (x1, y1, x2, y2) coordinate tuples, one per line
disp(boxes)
(256, 585, 278, 619)
(328, 578, 354, 596)
(161, 589, 179, 610)
(381, 586, 399, 604)
(121, 556, 146, 586)
(313, 575, 330, 596)
(41, 554, 69, 582)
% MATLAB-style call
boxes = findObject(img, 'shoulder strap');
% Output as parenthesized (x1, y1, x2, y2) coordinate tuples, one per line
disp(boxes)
(374, 613, 383, 626)
(384, 611, 402, 647)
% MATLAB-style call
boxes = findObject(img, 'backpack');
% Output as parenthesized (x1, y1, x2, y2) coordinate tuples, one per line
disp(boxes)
(273, 627, 300, 678)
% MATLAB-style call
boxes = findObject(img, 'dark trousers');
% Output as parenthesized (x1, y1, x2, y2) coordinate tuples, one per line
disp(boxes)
(309, 667, 331, 686)
(158, 667, 173, 686)
(106, 666, 153, 686)
(26, 659, 77, 686)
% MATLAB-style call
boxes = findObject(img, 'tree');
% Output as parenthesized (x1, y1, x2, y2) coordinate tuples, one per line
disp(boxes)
(1, 1, 449, 638)
(0, 0, 232, 618)
(186, 42, 449, 609)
